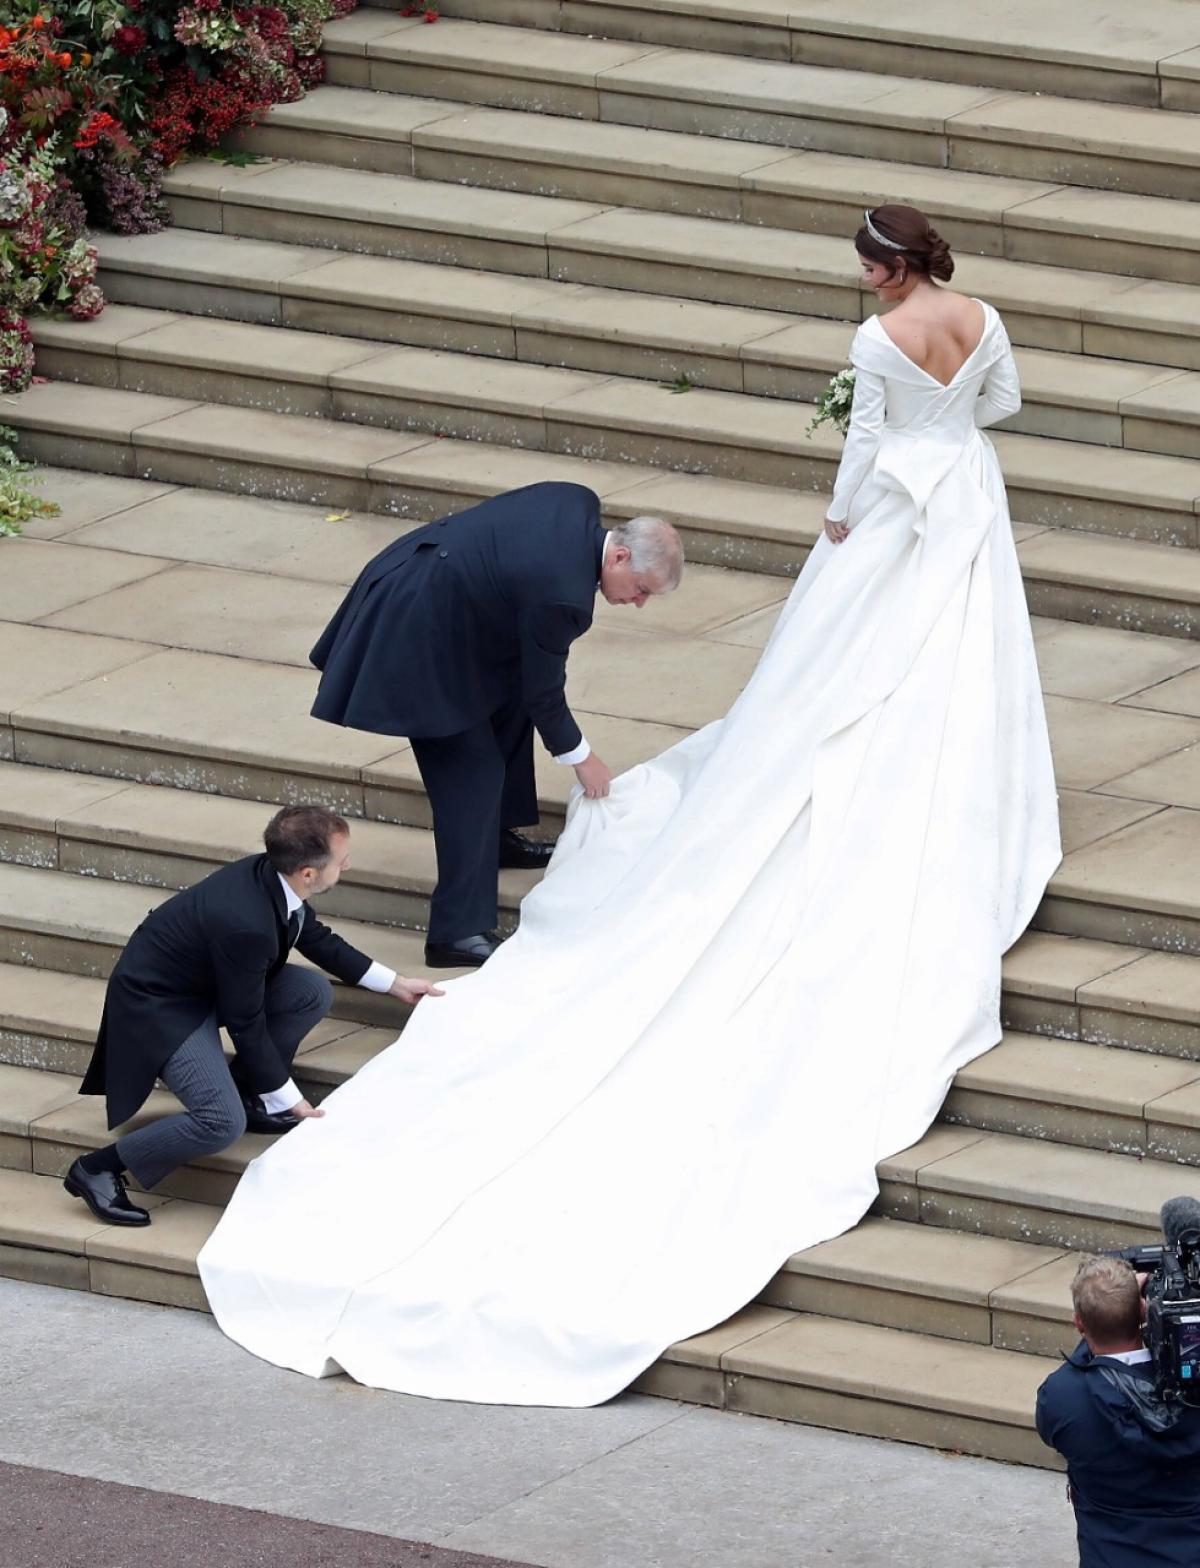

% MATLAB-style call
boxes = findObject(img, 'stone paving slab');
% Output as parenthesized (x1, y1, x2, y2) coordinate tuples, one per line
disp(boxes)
(0, 624, 156, 728)
(1126, 666, 1200, 717)
(1080, 948, 1200, 1027)
(953, 1031, 1200, 1117)
(1055, 789, 1166, 856)
(782, 0, 1200, 78)
(0, 1064, 86, 1142)
(723, 1311, 1053, 1426)
(1054, 807, 1200, 919)
(11, 646, 401, 783)
(168, 156, 607, 249)
(132, 175, 1200, 357)
(1100, 744, 1200, 811)
(1032, 618, 1200, 701)
(254, 83, 466, 143)
(1001, 931, 1144, 1004)
(370, 16, 659, 84)
(0, 1168, 168, 1251)
(1017, 527, 1200, 608)
(915, 1128, 1200, 1236)
(1042, 694, 1200, 791)
(63, 487, 404, 583)
(779, 1215, 1064, 1306)
(41, 562, 343, 669)
(0, 760, 129, 838)
(0, 538, 169, 624)
(0, 963, 105, 1043)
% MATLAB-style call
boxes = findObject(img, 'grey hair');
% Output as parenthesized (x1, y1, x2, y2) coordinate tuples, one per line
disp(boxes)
(607, 516, 684, 593)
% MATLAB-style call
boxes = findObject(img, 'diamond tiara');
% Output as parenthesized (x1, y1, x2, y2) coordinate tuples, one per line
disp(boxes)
(862, 209, 906, 251)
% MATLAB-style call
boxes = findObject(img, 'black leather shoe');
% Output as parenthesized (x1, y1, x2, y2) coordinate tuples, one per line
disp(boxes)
(498, 829, 556, 870)
(63, 1158, 151, 1227)
(424, 931, 502, 968)
(239, 1093, 301, 1136)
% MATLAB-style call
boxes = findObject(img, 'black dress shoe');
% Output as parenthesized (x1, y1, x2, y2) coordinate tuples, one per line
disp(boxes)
(239, 1092, 301, 1136)
(424, 931, 502, 968)
(498, 829, 556, 871)
(63, 1158, 151, 1227)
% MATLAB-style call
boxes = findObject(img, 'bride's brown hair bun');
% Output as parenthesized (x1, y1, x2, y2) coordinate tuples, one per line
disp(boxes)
(856, 204, 955, 282)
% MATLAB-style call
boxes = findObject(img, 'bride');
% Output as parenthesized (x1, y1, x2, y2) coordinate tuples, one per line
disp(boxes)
(199, 205, 1061, 1405)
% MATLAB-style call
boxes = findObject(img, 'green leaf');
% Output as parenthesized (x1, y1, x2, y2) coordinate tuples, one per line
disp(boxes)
(205, 149, 266, 167)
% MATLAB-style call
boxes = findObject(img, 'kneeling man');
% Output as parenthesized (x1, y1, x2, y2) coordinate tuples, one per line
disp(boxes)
(309, 481, 684, 968)
(70, 805, 442, 1226)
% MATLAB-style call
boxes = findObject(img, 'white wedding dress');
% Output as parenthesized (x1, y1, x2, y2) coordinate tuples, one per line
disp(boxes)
(199, 300, 1061, 1405)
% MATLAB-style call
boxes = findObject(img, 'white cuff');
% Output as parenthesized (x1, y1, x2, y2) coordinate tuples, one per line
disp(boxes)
(358, 960, 396, 993)
(555, 737, 591, 766)
(260, 1078, 304, 1114)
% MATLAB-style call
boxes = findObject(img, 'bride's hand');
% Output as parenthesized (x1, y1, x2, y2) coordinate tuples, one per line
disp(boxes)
(389, 977, 447, 1005)
(823, 516, 849, 544)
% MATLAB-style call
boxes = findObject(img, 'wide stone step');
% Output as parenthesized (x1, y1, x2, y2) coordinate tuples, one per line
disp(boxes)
(87, 236, 1200, 455)
(420, 0, 1200, 110)
(762, 1215, 1077, 1360)
(215, 88, 1200, 286)
(7, 1049, 1196, 1248)
(0, 862, 440, 1029)
(23, 310, 1200, 545)
(7, 901, 1200, 1079)
(0, 756, 538, 935)
(876, 1123, 1200, 1252)
(321, 14, 1200, 201)
(942, 1030, 1200, 1161)
(0, 1162, 1061, 1466)
(15, 438, 1200, 647)
(7, 383, 832, 578)
(159, 154, 1200, 373)
(639, 1303, 1061, 1467)
(0, 963, 397, 1102)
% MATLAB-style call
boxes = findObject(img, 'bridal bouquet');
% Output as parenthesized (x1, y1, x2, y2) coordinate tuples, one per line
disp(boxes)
(806, 367, 855, 437)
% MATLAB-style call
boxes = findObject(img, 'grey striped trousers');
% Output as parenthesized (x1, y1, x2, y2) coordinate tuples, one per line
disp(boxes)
(116, 966, 333, 1190)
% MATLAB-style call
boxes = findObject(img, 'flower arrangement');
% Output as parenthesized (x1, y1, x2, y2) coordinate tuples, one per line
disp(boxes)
(0, 0, 359, 396)
(806, 367, 856, 438)
(0, 423, 60, 535)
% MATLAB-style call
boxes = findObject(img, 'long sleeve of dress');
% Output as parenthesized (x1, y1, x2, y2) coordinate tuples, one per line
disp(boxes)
(974, 329, 1021, 429)
(824, 355, 886, 525)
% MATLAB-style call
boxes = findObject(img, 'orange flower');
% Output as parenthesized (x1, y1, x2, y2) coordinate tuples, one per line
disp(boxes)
(31, 14, 45, 29)
(81, 51, 92, 66)
(58, 51, 72, 67)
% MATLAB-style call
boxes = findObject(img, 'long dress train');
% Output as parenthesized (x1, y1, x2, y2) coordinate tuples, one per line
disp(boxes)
(198, 300, 1061, 1406)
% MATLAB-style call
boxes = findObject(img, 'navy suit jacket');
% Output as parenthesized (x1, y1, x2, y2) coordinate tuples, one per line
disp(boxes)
(81, 855, 372, 1128)
(1036, 1341, 1200, 1567)
(310, 482, 605, 757)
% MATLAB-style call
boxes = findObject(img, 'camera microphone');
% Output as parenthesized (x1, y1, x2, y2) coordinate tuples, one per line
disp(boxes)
(1161, 1196, 1200, 1250)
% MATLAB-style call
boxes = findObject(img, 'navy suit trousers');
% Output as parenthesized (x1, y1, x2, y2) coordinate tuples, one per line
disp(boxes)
(411, 695, 538, 942)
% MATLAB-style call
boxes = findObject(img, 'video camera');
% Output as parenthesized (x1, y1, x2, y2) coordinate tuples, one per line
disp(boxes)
(1111, 1196, 1200, 1407)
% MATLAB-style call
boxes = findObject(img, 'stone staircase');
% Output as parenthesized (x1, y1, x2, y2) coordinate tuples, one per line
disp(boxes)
(4, 0, 1200, 1469)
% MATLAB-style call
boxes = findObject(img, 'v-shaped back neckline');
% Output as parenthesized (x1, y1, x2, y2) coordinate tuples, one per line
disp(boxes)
(870, 299, 990, 390)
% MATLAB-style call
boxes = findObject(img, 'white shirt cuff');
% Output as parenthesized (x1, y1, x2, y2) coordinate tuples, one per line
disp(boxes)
(260, 1078, 304, 1114)
(555, 737, 591, 766)
(358, 960, 396, 993)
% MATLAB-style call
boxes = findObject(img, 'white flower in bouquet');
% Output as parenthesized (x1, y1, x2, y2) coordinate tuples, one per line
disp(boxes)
(806, 367, 856, 438)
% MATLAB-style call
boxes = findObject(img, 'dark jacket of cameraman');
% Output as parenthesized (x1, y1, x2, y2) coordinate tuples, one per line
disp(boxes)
(1036, 1340, 1200, 1567)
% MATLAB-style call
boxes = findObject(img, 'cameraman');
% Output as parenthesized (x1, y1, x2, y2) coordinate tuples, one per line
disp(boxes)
(1036, 1255, 1200, 1565)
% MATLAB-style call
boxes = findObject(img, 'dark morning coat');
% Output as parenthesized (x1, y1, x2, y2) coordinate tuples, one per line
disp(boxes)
(81, 854, 373, 1129)
(1036, 1341, 1200, 1567)
(310, 482, 605, 757)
